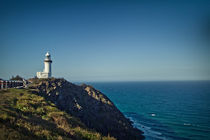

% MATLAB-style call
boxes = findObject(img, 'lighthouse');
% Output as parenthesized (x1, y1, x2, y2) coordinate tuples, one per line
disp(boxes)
(37, 52, 52, 78)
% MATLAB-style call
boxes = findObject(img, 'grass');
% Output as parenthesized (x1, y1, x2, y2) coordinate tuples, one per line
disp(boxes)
(0, 88, 115, 140)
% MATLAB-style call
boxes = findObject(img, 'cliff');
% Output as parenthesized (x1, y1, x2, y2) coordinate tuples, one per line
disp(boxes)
(0, 78, 144, 140)
(0, 88, 115, 140)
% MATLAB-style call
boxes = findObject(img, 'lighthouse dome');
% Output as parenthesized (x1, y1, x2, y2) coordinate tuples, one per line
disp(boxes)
(46, 52, 50, 57)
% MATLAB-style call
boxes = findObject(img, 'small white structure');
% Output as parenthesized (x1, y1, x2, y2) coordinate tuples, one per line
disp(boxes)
(37, 52, 52, 78)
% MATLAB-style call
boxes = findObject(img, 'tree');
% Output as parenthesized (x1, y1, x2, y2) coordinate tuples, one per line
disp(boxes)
(10, 75, 23, 81)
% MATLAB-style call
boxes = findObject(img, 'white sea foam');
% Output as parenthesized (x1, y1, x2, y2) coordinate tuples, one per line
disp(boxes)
(151, 113, 156, 117)
(126, 115, 168, 140)
(184, 123, 191, 126)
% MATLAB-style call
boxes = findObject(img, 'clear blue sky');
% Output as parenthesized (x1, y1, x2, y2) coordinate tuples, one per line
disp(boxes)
(0, 0, 210, 82)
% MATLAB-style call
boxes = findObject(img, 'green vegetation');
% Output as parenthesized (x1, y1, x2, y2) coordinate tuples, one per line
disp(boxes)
(0, 88, 115, 140)
(10, 75, 24, 81)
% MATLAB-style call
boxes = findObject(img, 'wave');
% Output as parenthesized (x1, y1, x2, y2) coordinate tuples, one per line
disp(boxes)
(125, 113, 169, 140)
(124, 112, 197, 140)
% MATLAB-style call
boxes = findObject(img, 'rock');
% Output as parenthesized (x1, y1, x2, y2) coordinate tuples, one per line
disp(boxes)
(28, 78, 144, 140)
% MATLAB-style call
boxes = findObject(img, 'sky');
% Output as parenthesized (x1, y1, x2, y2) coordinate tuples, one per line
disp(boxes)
(0, 0, 210, 82)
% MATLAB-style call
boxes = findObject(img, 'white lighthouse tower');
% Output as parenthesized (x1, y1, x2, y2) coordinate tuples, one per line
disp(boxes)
(37, 52, 52, 78)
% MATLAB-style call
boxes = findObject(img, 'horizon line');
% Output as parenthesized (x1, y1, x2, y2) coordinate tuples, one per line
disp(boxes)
(73, 79, 210, 83)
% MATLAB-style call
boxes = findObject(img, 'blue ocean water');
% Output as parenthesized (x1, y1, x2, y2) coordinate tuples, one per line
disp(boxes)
(89, 81, 210, 140)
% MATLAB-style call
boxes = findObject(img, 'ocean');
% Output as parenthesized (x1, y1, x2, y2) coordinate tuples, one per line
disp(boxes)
(88, 81, 210, 140)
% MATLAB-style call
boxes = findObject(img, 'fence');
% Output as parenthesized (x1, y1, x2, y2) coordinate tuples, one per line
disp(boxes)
(0, 80, 24, 89)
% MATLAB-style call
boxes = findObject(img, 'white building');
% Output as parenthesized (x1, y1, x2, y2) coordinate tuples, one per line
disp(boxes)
(37, 52, 52, 78)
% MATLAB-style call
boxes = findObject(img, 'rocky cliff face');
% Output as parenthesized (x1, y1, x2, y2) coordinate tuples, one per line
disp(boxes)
(28, 78, 144, 140)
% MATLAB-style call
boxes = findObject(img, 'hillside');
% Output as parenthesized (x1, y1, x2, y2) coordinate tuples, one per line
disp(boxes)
(0, 88, 115, 140)
(0, 78, 144, 140)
